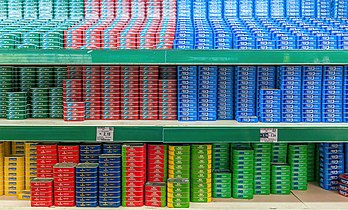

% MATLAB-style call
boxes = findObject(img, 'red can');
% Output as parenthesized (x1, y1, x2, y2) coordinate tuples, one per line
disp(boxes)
(123, 201, 144, 207)
(31, 201, 53, 207)
(54, 201, 75, 207)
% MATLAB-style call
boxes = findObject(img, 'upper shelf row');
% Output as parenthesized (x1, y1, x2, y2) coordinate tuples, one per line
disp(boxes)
(2, 50, 348, 65)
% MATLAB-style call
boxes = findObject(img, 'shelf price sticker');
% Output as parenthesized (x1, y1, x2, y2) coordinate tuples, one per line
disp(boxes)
(96, 127, 114, 142)
(260, 128, 278, 143)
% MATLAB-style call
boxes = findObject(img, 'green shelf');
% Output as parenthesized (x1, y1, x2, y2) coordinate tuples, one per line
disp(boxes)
(0, 120, 347, 143)
(1, 49, 348, 65)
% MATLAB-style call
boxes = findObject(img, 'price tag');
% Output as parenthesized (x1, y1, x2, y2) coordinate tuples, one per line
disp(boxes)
(96, 127, 114, 142)
(260, 128, 278, 143)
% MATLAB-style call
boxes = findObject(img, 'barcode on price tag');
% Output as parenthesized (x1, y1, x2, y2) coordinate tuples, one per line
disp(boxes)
(96, 127, 114, 142)
(260, 128, 278, 143)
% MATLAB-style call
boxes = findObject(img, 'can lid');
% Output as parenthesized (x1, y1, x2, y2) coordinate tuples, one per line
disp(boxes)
(146, 182, 166, 187)
(76, 163, 99, 168)
(167, 178, 190, 183)
(53, 162, 77, 168)
(31, 178, 54, 183)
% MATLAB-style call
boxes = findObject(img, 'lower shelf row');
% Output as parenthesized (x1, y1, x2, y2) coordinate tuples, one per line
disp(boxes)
(0, 141, 346, 208)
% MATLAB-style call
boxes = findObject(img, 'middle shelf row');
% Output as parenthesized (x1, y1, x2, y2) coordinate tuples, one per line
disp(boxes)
(1, 65, 348, 123)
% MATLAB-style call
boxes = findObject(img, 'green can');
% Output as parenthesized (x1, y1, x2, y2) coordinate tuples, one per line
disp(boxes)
(30, 88, 49, 93)
(167, 201, 190, 208)
(233, 173, 253, 180)
(213, 191, 231, 198)
(271, 188, 291, 195)
(254, 175, 271, 181)
(232, 190, 254, 199)
(31, 114, 49, 118)
(213, 182, 232, 189)
(233, 164, 254, 170)
(7, 101, 27, 106)
(232, 169, 253, 175)
(233, 183, 254, 189)
(7, 110, 27, 115)
(31, 101, 49, 106)
(254, 188, 271, 195)
(253, 143, 272, 149)
(6, 97, 27, 102)
(232, 155, 254, 162)
(7, 114, 27, 120)
(191, 197, 212, 202)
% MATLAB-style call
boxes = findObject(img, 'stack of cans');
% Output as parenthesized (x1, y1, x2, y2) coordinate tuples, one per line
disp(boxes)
(271, 163, 291, 194)
(140, 66, 159, 120)
(12, 142, 25, 155)
(177, 66, 197, 121)
(36, 67, 54, 88)
(79, 144, 101, 163)
(253, 143, 271, 195)
(67, 66, 83, 80)
(231, 147, 254, 199)
(145, 182, 167, 207)
(122, 144, 146, 207)
(271, 143, 288, 163)
(75, 163, 98, 207)
(18, 67, 35, 93)
(288, 144, 308, 190)
(319, 143, 345, 191)
(258, 89, 281, 123)
(58, 145, 79, 164)
(49, 87, 63, 118)
(38, 0, 53, 19)
(53, 163, 76, 207)
(0, 67, 14, 118)
(168, 144, 190, 179)
(322, 66, 343, 123)
(102, 143, 121, 155)
(345, 144, 348, 173)
(217, 66, 233, 120)
(30, 88, 49, 118)
(302, 66, 322, 123)
(235, 66, 258, 123)
(83, 66, 101, 120)
(190, 144, 212, 202)
(4, 156, 25, 196)
(279, 66, 302, 123)
(54, 0, 69, 19)
(159, 66, 177, 120)
(256, 67, 277, 100)
(212, 143, 230, 170)
(338, 173, 348, 197)
(198, 66, 217, 121)
(63, 79, 84, 121)
(147, 144, 168, 182)
(0, 143, 3, 195)
(167, 178, 190, 208)
(344, 67, 348, 122)
(212, 169, 232, 198)
(6, 92, 28, 120)
(307, 143, 316, 181)
(99, 154, 121, 207)
(101, 66, 120, 120)
(54, 67, 67, 87)
(24, 142, 37, 190)
(30, 178, 54, 207)
(36, 144, 58, 178)
(121, 66, 140, 120)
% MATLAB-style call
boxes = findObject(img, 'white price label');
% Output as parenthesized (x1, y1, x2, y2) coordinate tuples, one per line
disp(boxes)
(260, 128, 278, 143)
(96, 127, 114, 142)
